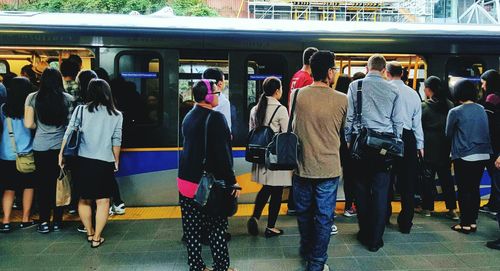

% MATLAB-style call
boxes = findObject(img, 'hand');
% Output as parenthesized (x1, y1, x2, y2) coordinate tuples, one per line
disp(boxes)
(418, 149, 424, 158)
(232, 184, 242, 198)
(58, 153, 65, 168)
(114, 161, 119, 172)
(495, 156, 500, 169)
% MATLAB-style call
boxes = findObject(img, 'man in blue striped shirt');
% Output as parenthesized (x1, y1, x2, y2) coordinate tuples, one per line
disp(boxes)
(386, 61, 424, 234)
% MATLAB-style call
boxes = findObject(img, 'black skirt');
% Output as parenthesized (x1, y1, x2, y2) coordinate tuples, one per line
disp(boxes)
(72, 156, 115, 200)
(0, 159, 35, 191)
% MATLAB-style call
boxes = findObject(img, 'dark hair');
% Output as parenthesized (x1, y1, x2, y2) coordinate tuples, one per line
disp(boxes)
(255, 77, 281, 127)
(87, 79, 120, 116)
(77, 70, 98, 103)
(193, 80, 217, 103)
(35, 68, 69, 126)
(93, 67, 110, 83)
(352, 72, 366, 81)
(60, 59, 80, 79)
(21, 64, 37, 84)
(303, 47, 319, 65)
(453, 79, 478, 102)
(386, 61, 403, 77)
(480, 69, 500, 95)
(202, 68, 224, 84)
(4, 77, 31, 119)
(335, 74, 352, 94)
(68, 54, 82, 67)
(425, 76, 450, 114)
(310, 51, 336, 82)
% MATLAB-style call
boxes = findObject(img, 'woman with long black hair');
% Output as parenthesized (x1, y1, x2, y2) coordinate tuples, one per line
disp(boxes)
(25, 68, 74, 234)
(0, 77, 36, 232)
(419, 76, 458, 219)
(247, 77, 291, 238)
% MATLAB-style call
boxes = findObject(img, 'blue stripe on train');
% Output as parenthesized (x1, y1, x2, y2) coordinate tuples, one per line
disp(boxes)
(116, 149, 246, 177)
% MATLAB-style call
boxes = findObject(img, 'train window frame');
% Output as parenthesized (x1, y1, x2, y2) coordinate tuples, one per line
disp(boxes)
(114, 50, 164, 128)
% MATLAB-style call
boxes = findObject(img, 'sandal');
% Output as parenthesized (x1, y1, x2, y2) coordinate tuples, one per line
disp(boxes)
(451, 224, 472, 234)
(86, 234, 94, 243)
(91, 237, 105, 248)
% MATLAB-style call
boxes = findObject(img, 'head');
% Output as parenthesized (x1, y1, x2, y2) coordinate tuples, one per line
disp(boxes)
(367, 54, 387, 74)
(35, 68, 69, 126)
(310, 50, 336, 85)
(68, 54, 82, 69)
(424, 76, 443, 99)
(302, 47, 319, 66)
(4, 77, 31, 119)
(352, 72, 366, 81)
(385, 61, 403, 80)
(76, 70, 98, 103)
(60, 59, 80, 80)
(202, 68, 225, 92)
(453, 79, 478, 103)
(93, 67, 110, 83)
(254, 77, 282, 127)
(87, 79, 119, 116)
(480, 69, 500, 94)
(20, 64, 37, 84)
(193, 79, 219, 108)
(335, 74, 352, 94)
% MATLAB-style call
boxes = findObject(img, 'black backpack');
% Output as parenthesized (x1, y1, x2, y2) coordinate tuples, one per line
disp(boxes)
(265, 89, 300, 171)
(245, 105, 282, 164)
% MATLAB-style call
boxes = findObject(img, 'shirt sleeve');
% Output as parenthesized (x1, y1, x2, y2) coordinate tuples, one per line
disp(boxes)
(25, 93, 35, 108)
(278, 106, 289, 132)
(445, 109, 456, 138)
(214, 95, 231, 132)
(249, 106, 256, 130)
(413, 101, 424, 149)
(112, 113, 123, 146)
(344, 83, 356, 143)
(391, 91, 404, 138)
(63, 105, 80, 141)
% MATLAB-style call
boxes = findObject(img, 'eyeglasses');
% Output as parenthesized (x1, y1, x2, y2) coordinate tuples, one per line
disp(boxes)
(213, 92, 221, 96)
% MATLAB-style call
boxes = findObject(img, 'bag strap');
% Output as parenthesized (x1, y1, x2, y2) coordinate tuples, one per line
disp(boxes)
(287, 89, 300, 133)
(202, 111, 213, 170)
(6, 117, 17, 155)
(267, 105, 281, 126)
(355, 80, 363, 130)
(75, 105, 84, 129)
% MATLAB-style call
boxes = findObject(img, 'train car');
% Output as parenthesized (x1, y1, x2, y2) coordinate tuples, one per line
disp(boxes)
(1, 11, 499, 206)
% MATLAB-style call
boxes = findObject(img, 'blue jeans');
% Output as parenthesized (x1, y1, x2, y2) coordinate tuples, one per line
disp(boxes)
(293, 175, 339, 271)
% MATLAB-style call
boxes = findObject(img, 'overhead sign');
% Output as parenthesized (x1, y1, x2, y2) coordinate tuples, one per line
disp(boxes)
(121, 72, 158, 79)
(249, 74, 283, 80)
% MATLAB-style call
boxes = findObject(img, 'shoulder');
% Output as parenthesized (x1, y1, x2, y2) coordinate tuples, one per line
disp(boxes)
(276, 104, 289, 116)
(210, 110, 226, 124)
(332, 90, 348, 103)
(63, 92, 75, 102)
(25, 92, 37, 106)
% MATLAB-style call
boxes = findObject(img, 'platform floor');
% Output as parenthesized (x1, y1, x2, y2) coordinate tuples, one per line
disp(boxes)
(1, 205, 499, 271)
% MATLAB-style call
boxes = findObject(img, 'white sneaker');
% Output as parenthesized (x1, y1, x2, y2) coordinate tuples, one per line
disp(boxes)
(323, 264, 330, 271)
(330, 224, 338, 235)
(112, 203, 126, 215)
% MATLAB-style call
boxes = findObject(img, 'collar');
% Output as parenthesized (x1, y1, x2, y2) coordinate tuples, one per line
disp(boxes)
(266, 96, 281, 105)
(366, 72, 383, 78)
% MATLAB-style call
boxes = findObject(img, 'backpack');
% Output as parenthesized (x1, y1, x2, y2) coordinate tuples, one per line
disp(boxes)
(245, 105, 281, 164)
(265, 89, 300, 171)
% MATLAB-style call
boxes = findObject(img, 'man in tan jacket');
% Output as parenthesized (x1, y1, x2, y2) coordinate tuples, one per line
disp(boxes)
(291, 51, 348, 271)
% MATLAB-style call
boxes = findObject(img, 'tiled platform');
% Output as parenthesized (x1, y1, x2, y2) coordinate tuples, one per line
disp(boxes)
(1, 210, 499, 271)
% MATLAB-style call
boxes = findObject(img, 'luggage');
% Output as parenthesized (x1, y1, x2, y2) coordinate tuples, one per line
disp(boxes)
(245, 105, 281, 164)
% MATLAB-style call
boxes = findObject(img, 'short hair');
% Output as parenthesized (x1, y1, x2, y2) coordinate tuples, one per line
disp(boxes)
(310, 51, 336, 82)
(193, 80, 216, 103)
(335, 74, 352, 94)
(352, 72, 366, 81)
(367, 54, 386, 71)
(386, 61, 403, 77)
(202, 68, 224, 84)
(60, 60, 80, 79)
(68, 54, 82, 67)
(453, 78, 478, 102)
(303, 47, 319, 66)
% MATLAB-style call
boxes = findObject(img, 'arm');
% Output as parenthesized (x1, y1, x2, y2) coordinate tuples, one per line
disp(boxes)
(249, 106, 256, 130)
(344, 84, 355, 144)
(58, 106, 81, 168)
(278, 106, 289, 132)
(391, 92, 404, 138)
(210, 113, 237, 186)
(445, 109, 456, 138)
(112, 114, 123, 171)
(24, 106, 36, 129)
(413, 102, 424, 151)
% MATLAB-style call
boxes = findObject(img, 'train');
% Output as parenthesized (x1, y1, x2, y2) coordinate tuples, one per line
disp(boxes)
(1, 11, 499, 205)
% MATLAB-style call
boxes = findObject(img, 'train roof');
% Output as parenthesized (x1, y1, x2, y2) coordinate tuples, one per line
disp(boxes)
(1, 11, 500, 38)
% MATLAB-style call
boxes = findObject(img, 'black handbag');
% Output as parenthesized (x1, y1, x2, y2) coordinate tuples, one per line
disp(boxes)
(246, 105, 281, 164)
(350, 80, 404, 160)
(63, 105, 84, 157)
(194, 112, 239, 217)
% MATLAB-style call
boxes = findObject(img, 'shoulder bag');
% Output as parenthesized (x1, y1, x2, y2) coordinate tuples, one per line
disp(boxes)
(350, 80, 404, 160)
(194, 112, 239, 217)
(245, 105, 281, 164)
(63, 105, 84, 157)
(6, 117, 36, 174)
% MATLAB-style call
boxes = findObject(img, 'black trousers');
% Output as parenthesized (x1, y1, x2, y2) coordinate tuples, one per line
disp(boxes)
(343, 157, 356, 208)
(454, 159, 487, 225)
(421, 162, 457, 211)
(354, 157, 391, 248)
(252, 185, 284, 228)
(394, 129, 417, 231)
(492, 169, 500, 228)
(485, 157, 499, 210)
(34, 150, 64, 223)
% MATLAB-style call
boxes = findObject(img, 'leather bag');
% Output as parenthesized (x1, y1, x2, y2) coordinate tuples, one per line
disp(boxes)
(63, 105, 84, 157)
(246, 105, 281, 164)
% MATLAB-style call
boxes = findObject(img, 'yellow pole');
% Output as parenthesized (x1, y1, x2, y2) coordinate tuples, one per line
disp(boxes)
(348, 58, 352, 76)
(413, 57, 419, 90)
(237, 0, 245, 18)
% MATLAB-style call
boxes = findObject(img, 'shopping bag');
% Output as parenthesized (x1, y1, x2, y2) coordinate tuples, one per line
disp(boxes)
(56, 169, 71, 207)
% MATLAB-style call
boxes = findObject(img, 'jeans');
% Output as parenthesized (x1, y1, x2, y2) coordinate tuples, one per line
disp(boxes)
(293, 175, 339, 271)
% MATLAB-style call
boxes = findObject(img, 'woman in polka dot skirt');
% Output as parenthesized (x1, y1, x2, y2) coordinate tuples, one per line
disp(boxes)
(177, 79, 240, 271)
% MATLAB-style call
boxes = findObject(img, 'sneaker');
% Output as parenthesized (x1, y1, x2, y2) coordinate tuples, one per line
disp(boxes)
(37, 222, 50, 234)
(19, 221, 37, 229)
(52, 222, 62, 232)
(323, 264, 330, 271)
(446, 210, 460, 221)
(343, 207, 357, 217)
(77, 224, 87, 233)
(0, 223, 12, 233)
(113, 203, 126, 215)
(330, 224, 338, 235)
(479, 205, 498, 215)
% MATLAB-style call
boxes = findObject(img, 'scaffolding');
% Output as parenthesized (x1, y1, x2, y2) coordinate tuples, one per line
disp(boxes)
(248, 0, 437, 23)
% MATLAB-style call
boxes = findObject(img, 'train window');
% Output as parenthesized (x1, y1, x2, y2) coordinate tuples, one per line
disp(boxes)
(446, 57, 485, 99)
(0, 60, 7, 74)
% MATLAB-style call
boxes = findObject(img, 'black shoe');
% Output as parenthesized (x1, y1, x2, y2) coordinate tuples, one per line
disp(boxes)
(486, 238, 500, 250)
(19, 221, 37, 230)
(37, 222, 50, 234)
(399, 228, 411, 234)
(52, 222, 62, 232)
(0, 223, 12, 233)
(77, 224, 87, 233)
(264, 228, 284, 238)
(356, 232, 369, 247)
(247, 217, 259, 236)
(368, 241, 384, 252)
